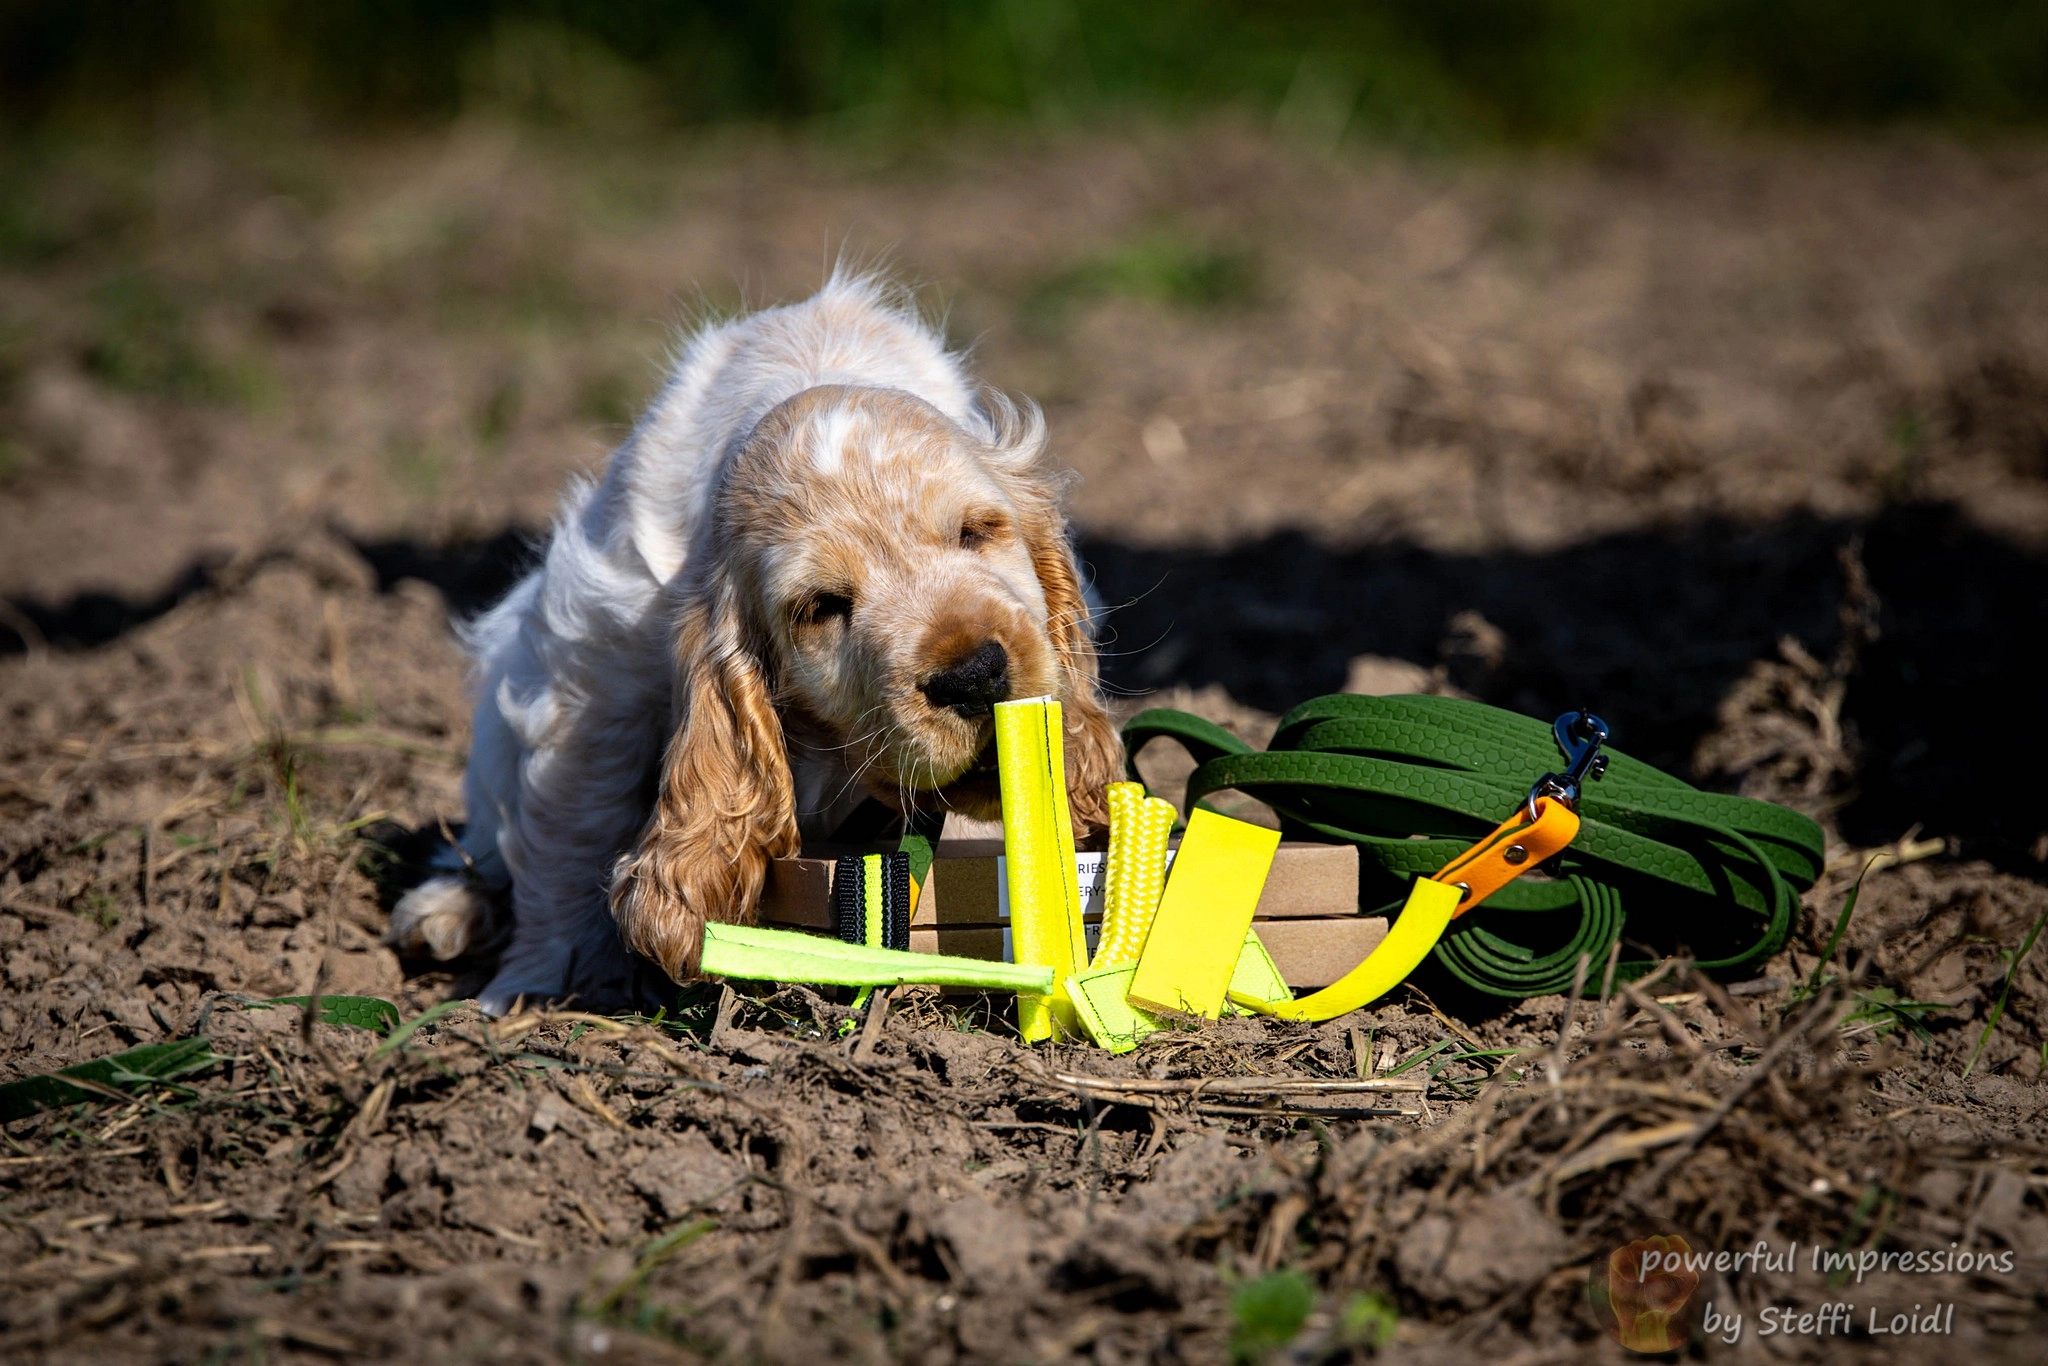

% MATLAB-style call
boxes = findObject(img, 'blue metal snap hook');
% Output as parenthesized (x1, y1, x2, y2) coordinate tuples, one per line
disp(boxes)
(1526, 710, 1610, 819)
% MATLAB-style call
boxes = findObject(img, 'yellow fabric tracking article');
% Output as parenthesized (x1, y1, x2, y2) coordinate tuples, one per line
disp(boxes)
(1226, 928, 1290, 1004)
(1228, 876, 1461, 1020)
(834, 851, 913, 1010)
(1067, 790, 1294, 1051)
(1128, 808, 1281, 1018)
(700, 923, 1054, 993)
(1068, 926, 1294, 1053)
(1066, 962, 1157, 1053)
(851, 852, 884, 1011)
(995, 697, 1088, 1042)
(1093, 781, 1177, 969)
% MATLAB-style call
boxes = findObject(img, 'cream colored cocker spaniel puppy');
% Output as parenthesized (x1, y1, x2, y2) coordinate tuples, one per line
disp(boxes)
(388, 273, 1120, 1014)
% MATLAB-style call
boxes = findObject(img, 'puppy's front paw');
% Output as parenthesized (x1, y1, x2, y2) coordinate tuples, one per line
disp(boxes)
(388, 876, 498, 960)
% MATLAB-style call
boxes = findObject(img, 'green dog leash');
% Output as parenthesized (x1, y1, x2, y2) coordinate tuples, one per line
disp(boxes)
(1124, 694, 1826, 997)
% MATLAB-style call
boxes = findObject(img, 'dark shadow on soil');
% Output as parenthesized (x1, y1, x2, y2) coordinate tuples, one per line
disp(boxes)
(0, 526, 541, 654)
(1077, 501, 2046, 863)
(347, 527, 541, 618)
(4, 502, 2042, 863)
(0, 557, 226, 654)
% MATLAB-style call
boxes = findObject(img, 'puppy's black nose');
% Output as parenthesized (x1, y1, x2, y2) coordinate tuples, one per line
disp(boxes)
(920, 640, 1011, 718)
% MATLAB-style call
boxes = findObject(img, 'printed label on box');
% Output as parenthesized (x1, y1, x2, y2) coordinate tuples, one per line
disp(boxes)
(994, 851, 1177, 922)
(992, 851, 1176, 962)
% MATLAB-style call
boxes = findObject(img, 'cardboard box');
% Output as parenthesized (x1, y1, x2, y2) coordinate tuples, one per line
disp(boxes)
(759, 839, 1389, 989)
(1255, 916, 1391, 989)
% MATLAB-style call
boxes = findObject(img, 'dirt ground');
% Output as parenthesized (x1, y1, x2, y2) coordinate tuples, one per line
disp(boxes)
(2, 121, 2046, 1362)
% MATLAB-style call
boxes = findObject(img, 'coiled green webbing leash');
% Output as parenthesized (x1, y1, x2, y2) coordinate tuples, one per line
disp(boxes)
(1124, 694, 1826, 997)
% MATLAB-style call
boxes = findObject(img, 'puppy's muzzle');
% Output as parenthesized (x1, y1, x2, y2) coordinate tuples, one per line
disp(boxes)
(920, 639, 1011, 718)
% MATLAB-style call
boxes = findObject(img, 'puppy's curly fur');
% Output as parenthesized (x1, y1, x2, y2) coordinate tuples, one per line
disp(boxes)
(388, 273, 1121, 1013)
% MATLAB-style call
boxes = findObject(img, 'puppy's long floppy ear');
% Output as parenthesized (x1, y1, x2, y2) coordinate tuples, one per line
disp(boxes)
(1028, 523, 1122, 836)
(610, 583, 798, 979)
(987, 393, 1123, 838)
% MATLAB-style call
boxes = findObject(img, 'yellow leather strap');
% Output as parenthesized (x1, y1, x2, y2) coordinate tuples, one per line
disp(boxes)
(1228, 797, 1582, 1022)
(1228, 875, 1462, 1021)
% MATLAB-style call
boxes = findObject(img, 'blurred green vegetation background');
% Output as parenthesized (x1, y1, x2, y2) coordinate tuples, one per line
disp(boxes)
(5, 0, 2046, 145)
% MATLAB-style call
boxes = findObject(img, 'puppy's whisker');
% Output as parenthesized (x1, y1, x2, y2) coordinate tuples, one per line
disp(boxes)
(1052, 621, 1175, 663)
(820, 739, 898, 812)
(900, 783, 925, 833)
(807, 703, 895, 756)
(1080, 576, 1170, 623)
(1056, 644, 1154, 661)
(817, 722, 890, 755)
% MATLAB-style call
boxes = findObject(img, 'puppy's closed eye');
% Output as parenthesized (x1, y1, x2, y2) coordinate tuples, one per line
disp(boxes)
(958, 511, 1008, 552)
(794, 591, 854, 628)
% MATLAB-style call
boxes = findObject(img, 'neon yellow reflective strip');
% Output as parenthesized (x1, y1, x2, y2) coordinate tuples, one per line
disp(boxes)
(1223, 927, 1290, 1010)
(862, 853, 884, 947)
(1127, 808, 1281, 1019)
(846, 853, 886, 1012)
(1065, 963, 1159, 1054)
(995, 697, 1087, 1042)
(700, 923, 1054, 993)
(1229, 876, 1461, 1021)
(1070, 927, 1288, 1050)
(1093, 781, 1177, 969)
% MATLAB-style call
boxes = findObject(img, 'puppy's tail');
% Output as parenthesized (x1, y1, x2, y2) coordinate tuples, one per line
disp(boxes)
(387, 876, 501, 961)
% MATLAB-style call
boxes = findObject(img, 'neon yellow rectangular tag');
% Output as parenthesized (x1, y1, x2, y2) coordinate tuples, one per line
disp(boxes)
(994, 697, 1087, 1042)
(862, 853, 883, 946)
(1065, 963, 1159, 1054)
(1127, 808, 1281, 1018)
(1222, 927, 1291, 1012)
(1069, 927, 1287, 1051)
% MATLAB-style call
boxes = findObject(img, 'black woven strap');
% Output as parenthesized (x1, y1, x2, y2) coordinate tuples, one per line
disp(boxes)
(832, 852, 913, 953)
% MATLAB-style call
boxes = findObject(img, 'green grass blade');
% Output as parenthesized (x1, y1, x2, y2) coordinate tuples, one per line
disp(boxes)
(1384, 1037, 1456, 1077)
(0, 1037, 223, 1123)
(1800, 855, 1877, 1002)
(368, 999, 468, 1059)
(1963, 907, 2048, 1079)
(593, 1218, 719, 1314)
